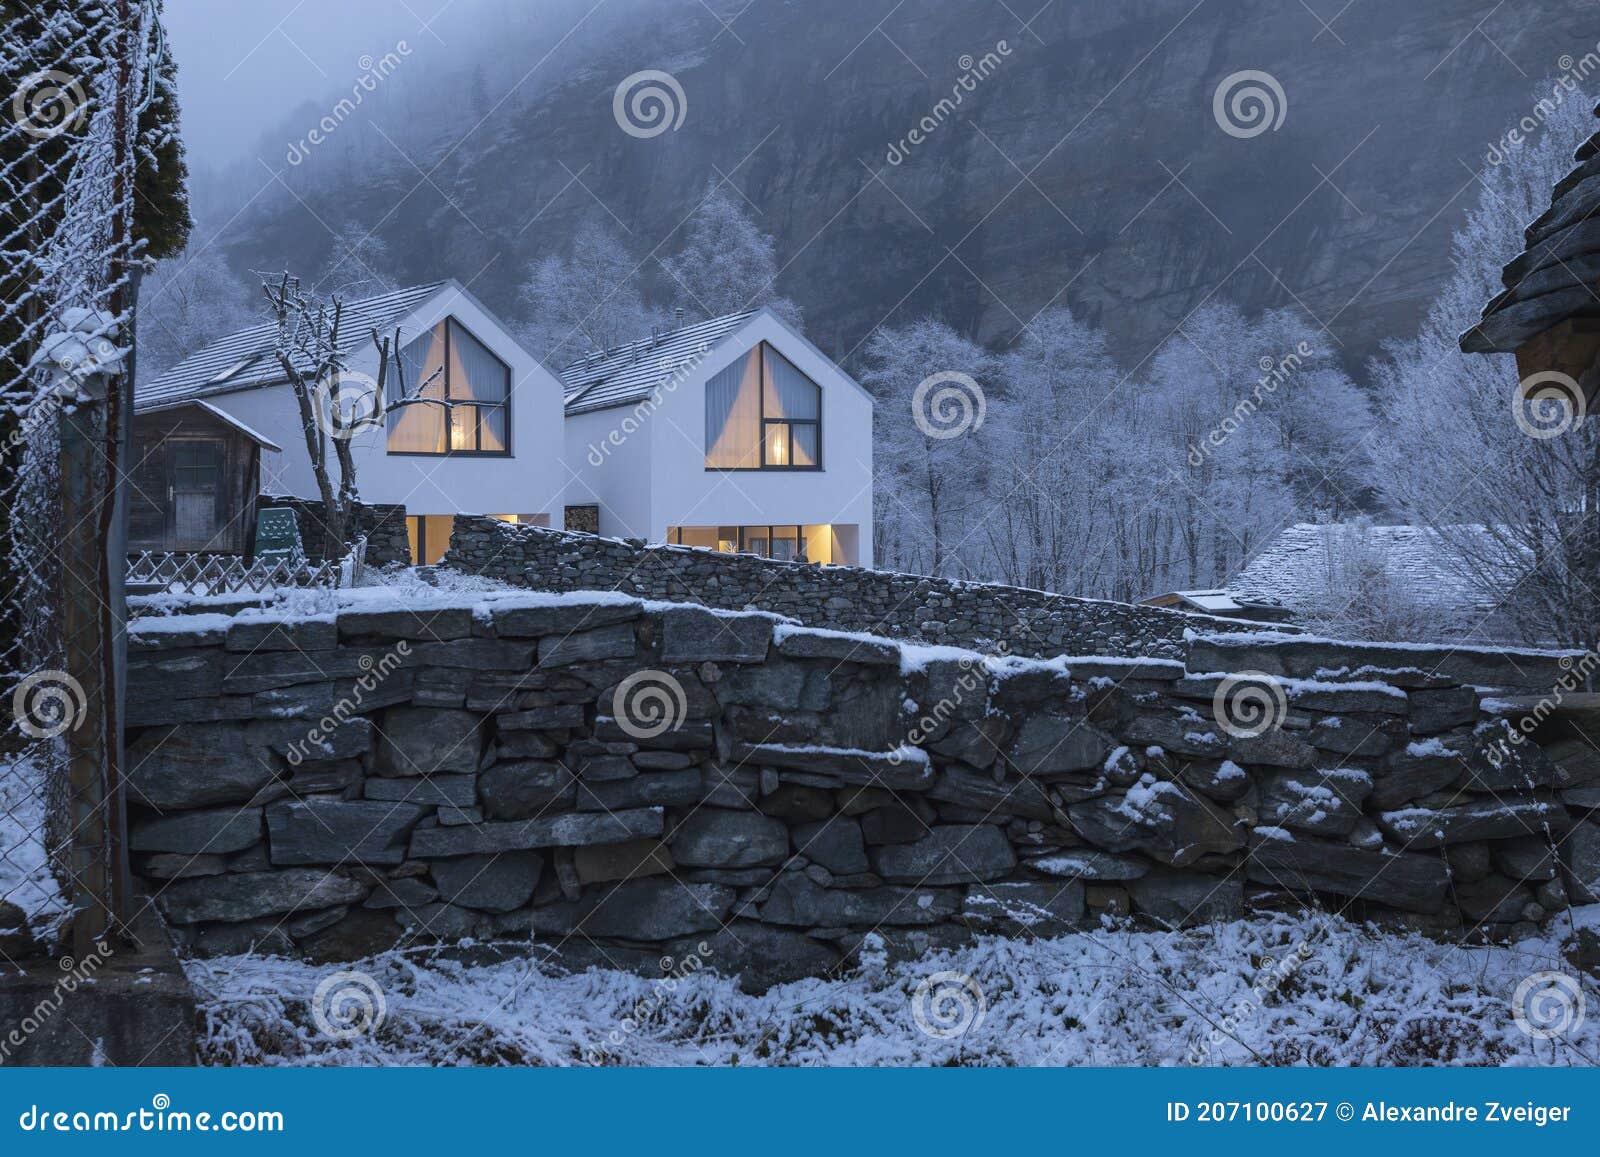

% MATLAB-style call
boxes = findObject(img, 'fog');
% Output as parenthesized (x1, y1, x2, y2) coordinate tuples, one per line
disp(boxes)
(164, 0, 564, 167)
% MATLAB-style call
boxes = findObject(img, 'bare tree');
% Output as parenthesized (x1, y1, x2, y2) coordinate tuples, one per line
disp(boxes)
(260, 273, 445, 555)
(1369, 82, 1599, 648)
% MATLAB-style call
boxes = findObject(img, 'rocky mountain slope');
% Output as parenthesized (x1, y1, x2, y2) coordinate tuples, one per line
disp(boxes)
(195, 0, 1598, 370)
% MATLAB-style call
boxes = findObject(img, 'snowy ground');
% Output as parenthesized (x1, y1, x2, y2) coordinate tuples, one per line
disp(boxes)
(186, 907, 1599, 1067)
(0, 752, 67, 934)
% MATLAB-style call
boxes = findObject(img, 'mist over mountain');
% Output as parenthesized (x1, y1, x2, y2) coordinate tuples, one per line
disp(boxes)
(184, 0, 1598, 373)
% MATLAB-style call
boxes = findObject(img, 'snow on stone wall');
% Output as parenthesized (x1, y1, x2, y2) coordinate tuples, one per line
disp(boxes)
(123, 590, 1598, 989)
(441, 516, 1287, 660)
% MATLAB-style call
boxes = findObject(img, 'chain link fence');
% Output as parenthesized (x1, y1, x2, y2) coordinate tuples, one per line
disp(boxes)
(1, 1, 152, 955)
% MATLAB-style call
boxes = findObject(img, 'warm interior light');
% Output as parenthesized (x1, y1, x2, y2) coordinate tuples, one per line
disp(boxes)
(765, 424, 787, 465)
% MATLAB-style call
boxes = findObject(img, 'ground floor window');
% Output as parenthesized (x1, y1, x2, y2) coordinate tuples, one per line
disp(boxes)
(668, 524, 841, 565)
(407, 513, 533, 565)
(407, 515, 455, 566)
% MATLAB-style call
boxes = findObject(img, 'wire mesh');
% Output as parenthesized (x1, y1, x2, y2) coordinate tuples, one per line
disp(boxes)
(0, 1, 149, 953)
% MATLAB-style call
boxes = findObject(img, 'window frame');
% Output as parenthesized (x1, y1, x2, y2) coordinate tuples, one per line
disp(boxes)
(704, 341, 822, 472)
(670, 524, 807, 562)
(386, 317, 513, 458)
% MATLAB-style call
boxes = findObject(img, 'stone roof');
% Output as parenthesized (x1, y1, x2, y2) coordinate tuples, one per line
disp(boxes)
(1230, 522, 1511, 623)
(1461, 101, 1600, 353)
(560, 309, 759, 416)
(136, 281, 448, 408)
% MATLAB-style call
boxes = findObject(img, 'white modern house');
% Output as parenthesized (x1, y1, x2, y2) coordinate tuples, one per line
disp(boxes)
(135, 284, 874, 567)
(560, 307, 874, 565)
(135, 281, 566, 564)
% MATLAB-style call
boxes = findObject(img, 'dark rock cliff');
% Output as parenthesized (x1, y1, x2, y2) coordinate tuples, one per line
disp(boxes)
(205, 0, 1599, 370)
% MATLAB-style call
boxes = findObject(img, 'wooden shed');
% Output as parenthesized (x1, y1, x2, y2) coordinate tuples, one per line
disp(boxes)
(129, 400, 282, 554)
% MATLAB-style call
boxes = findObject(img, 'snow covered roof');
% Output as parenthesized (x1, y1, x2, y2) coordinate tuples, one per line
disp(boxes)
(1146, 589, 1282, 614)
(135, 398, 284, 452)
(560, 309, 759, 416)
(135, 281, 448, 409)
(1462, 100, 1600, 353)
(1230, 522, 1511, 621)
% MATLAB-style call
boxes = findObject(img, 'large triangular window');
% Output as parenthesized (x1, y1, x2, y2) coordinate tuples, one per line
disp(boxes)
(386, 319, 511, 455)
(704, 343, 820, 470)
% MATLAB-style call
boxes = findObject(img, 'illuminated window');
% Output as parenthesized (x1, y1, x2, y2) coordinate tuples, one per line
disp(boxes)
(704, 343, 820, 470)
(387, 319, 510, 455)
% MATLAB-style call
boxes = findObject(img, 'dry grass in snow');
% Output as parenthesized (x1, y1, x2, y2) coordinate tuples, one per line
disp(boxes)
(186, 907, 1600, 1067)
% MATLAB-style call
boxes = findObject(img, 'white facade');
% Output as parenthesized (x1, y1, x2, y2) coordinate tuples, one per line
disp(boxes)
(560, 310, 875, 565)
(194, 283, 567, 556)
(140, 288, 874, 568)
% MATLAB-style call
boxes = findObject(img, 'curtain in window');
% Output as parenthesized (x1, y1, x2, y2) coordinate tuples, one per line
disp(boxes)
(388, 322, 447, 453)
(762, 345, 819, 419)
(791, 423, 819, 467)
(705, 347, 762, 467)
(479, 405, 507, 451)
(448, 320, 509, 403)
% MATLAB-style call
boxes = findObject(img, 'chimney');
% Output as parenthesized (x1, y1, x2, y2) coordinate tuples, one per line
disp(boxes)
(674, 306, 684, 327)
(650, 324, 660, 348)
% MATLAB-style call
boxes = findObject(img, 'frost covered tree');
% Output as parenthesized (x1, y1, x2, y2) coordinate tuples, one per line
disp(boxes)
(1144, 303, 1370, 594)
(860, 318, 993, 576)
(1370, 81, 1599, 647)
(661, 183, 801, 323)
(984, 308, 1124, 593)
(137, 237, 257, 375)
(313, 222, 400, 299)
(516, 218, 659, 364)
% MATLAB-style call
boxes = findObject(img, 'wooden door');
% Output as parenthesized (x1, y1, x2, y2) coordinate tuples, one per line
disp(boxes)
(166, 439, 225, 550)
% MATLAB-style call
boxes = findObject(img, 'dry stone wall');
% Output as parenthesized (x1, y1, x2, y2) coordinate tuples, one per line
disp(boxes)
(260, 495, 410, 567)
(124, 592, 1598, 991)
(442, 516, 1291, 661)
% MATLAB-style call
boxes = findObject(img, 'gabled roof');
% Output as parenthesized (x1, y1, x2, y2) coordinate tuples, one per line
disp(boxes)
(1230, 522, 1510, 619)
(136, 281, 448, 409)
(134, 398, 285, 452)
(560, 309, 760, 416)
(1462, 101, 1600, 353)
